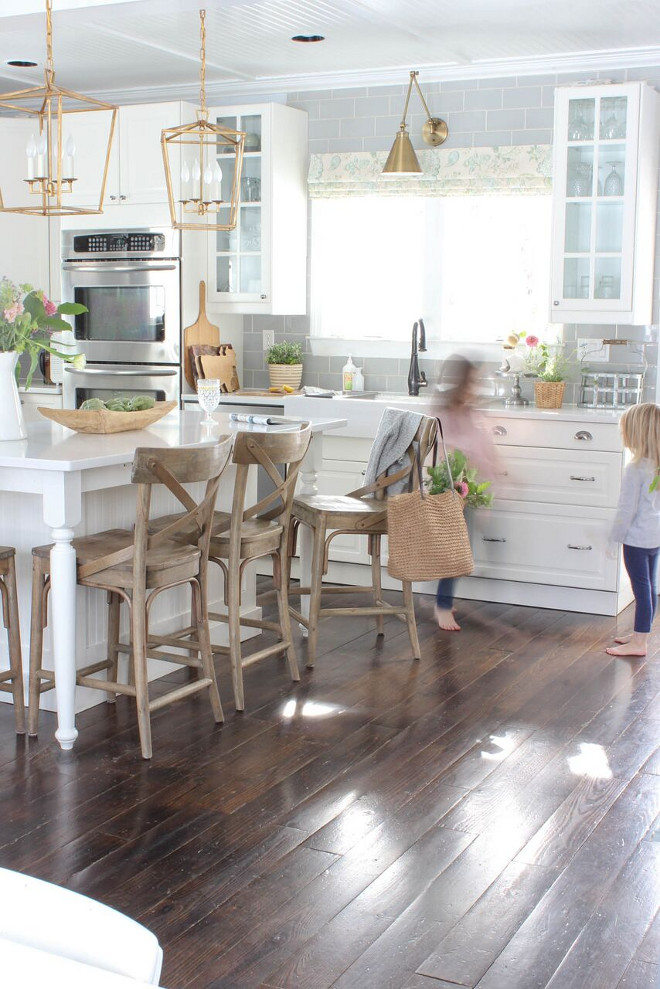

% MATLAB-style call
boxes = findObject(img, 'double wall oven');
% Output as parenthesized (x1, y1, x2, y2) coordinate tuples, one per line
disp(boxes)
(61, 228, 181, 409)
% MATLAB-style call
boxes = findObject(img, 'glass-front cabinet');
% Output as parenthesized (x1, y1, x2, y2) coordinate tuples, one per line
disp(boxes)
(207, 102, 307, 314)
(550, 83, 659, 324)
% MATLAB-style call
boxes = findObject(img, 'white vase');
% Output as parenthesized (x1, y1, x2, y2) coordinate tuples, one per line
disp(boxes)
(0, 351, 27, 441)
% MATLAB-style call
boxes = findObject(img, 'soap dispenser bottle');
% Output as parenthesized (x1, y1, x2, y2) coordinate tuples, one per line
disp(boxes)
(342, 355, 356, 391)
(353, 367, 364, 391)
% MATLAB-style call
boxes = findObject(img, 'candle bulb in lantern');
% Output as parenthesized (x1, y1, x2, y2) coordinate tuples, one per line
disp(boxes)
(26, 134, 37, 179)
(180, 160, 190, 200)
(192, 158, 201, 200)
(36, 134, 47, 179)
(62, 136, 75, 179)
(203, 163, 213, 202)
(213, 161, 223, 201)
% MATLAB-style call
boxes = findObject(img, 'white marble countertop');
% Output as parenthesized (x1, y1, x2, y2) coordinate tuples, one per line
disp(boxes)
(0, 409, 347, 472)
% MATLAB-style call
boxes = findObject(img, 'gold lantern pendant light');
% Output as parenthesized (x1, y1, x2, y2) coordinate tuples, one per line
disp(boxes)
(0, 0, 117, 217)
(382, 71, 448, 176)
(162, 9, 245, 231)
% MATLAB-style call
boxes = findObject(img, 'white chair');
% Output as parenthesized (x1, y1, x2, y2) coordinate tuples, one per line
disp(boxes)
(0, 867, 163, 985)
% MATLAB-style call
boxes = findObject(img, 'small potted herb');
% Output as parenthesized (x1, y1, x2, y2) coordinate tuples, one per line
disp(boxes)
(265, 339, 303, 390)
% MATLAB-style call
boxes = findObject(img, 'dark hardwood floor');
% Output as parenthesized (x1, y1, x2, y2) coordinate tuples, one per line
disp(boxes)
(0, 582, 658, 988)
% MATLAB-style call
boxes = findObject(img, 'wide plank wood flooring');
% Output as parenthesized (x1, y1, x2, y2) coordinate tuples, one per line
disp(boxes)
(0, 582, 658, 988)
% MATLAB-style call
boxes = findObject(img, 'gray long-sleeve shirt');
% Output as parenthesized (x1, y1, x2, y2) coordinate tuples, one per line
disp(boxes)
(610, 458, 660, 548)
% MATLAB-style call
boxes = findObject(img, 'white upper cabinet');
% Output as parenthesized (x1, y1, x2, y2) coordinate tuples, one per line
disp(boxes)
(67, 102, 190, 208)
(550, 82, 660, 324)
(206, 102, 307, 315)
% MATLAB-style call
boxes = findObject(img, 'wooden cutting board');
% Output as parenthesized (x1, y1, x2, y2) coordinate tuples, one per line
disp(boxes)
(183, 281, 220, 389)
(199, 352, 240, 393)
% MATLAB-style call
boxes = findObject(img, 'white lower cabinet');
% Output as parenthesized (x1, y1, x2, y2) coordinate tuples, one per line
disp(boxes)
(20, 389, 62, 423)
(314, 410, 632, 616)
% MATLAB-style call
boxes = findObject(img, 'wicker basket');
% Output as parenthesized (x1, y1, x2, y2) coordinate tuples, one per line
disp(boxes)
(267, 363, 303, 390)
(534, 381, 565, 409)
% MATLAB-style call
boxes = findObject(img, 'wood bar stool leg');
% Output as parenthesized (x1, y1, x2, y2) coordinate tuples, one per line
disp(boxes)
(131, 596, 152, 760)
(2, 555, 25, 734)
(227, 562, 245, 712)
(28, 559, 48, 736)
(370, 534, 385, 637)
(191, 580, 223, 723)
(306, 521, 327, 669)
(105, 592, 121, 703)
(275, 551, 300, 682)
(402, 580, 421, 660)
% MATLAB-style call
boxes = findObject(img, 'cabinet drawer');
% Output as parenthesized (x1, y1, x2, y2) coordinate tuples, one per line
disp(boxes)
(484, 415, 621, 452)
(470, 502, 618, 591)
(496, 447, 621, 508)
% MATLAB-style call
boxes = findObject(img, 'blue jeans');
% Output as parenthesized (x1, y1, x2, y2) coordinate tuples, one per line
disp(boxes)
(436, 578, 454, 610)
(623, 544, 660, 633)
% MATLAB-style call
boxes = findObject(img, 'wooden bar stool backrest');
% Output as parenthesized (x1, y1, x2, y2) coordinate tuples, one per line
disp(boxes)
(213, 424, 312, 542)
(344, 414, 438, 503)
(76, 438, 233, 585)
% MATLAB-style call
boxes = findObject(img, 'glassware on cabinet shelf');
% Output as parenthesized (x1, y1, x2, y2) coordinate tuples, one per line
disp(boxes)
(603, 163, 624, 196)
(597, 275, 615, 299)
(568, 108, 591, 141)
(567, 161, 593, 197)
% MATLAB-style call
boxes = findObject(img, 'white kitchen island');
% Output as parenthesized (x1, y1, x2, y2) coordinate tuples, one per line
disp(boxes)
(0, 409, 346, 751)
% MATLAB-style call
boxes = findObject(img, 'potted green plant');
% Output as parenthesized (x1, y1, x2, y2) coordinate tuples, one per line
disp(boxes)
(519, 335, 571, 408)
(265, 339, 303, 390)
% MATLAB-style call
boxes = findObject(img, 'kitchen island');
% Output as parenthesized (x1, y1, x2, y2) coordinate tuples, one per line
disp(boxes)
(0, 409, 346, 751)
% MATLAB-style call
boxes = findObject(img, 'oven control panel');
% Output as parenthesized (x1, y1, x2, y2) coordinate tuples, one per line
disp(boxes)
(71, 232, 167, 254)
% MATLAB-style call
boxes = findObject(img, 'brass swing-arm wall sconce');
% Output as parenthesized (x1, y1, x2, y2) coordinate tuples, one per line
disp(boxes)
(382, 70, 448, 176)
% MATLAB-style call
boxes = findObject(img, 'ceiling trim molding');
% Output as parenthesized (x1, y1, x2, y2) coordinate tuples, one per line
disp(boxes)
(82, 45, 660, 105)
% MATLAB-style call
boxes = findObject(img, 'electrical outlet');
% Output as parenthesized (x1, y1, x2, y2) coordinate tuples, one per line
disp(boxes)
(262, 330, 275, 351)
(577, 338, 610, 363)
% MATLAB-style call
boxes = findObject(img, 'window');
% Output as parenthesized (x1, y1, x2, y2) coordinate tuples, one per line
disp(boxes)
(311, 195, 552, 347)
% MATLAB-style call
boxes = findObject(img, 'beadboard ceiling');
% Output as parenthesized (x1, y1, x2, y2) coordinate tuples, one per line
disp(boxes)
(0, 0, 659, 104)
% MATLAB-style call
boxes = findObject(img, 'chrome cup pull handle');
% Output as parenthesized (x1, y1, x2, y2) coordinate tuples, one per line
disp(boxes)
(492, 426, 507, 436)
(574, 430, 593, 441)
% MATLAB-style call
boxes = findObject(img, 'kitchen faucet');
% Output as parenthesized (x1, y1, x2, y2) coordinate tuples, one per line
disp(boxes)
(407, 318, 428, 396)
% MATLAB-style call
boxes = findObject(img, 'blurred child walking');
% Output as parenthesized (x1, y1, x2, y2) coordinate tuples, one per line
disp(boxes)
(606, 402, 660, 657)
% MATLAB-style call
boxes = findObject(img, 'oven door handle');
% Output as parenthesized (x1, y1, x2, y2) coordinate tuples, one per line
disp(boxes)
(61, 262, 178, 272)
(64, 366, 178, 377)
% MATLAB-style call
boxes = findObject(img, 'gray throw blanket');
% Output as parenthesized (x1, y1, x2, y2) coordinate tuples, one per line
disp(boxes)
(363, 408, 425, 496)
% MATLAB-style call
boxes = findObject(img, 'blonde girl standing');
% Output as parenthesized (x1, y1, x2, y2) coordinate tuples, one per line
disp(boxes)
(606, 402, 660, 657)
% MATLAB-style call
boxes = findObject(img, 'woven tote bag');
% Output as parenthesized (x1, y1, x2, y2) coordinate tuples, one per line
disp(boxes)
(386, 417, 474, 581)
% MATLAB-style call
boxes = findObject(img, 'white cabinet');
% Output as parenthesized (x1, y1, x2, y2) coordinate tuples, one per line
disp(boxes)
(550, 82, 660, 324)
(20, 388, 62, 423)
(313, 436, 373, 565)
(0, 119, 55, 293)
(67, 102, 190, 208)
(472, 410, 631, 614)
(206, 102, 307, 314)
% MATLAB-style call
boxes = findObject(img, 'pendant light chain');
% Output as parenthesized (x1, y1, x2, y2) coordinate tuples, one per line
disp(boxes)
(199, 9, 207, 119)
(45, 0, 55, 84)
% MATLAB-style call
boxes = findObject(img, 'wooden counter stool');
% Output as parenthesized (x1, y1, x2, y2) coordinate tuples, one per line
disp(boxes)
(207, 424, 312, 711)
(28, 438, 233, 758)
(0, 547, 26, 734)
(288, 415, 437, 668)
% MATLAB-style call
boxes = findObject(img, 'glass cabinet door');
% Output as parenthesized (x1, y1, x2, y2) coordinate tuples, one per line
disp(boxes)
(560, 93, 629, 306)
(212, 111, 264, 300)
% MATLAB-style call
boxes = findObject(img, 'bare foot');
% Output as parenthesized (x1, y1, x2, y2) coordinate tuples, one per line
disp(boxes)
(605, 632, 647, 657)
(613, 633, 633, 644)
(435, 606, 461, 631)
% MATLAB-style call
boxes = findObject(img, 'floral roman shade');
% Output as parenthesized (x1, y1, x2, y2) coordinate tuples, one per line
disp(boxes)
(308, 145, 552, 197)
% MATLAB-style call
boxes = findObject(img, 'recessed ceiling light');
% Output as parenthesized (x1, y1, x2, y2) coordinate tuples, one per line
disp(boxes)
(291, 35, 324, 43)
(7, 60, 38, 67)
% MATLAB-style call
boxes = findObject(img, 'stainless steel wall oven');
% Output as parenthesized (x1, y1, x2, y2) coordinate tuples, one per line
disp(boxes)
(61, 228, 180, 408)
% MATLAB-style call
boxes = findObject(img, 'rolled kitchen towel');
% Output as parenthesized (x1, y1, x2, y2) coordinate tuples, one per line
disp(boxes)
(363, 407, 425, 496)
